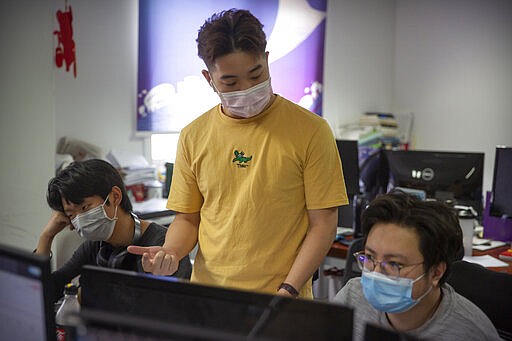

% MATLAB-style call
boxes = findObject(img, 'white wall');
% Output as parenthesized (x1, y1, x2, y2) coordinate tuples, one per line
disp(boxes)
(393, 0, 512, 192)
(324, 0, 395, 134)
(0, 0, 55, 251)
(54, 0, 145, 158)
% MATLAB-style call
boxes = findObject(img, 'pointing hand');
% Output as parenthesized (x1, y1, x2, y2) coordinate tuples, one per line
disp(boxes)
(127, 245, 179, 276)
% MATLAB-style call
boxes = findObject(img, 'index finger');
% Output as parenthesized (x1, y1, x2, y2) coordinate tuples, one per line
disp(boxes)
(127, 245, 162, 256)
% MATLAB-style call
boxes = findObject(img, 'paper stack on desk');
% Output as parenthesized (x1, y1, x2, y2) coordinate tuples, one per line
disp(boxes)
(463, 255, 509, 268)
(472, 237, 507, 251)
(499, 249, 512, 261)
(106, 149, 157, 186)
(107, 149, 149, 169)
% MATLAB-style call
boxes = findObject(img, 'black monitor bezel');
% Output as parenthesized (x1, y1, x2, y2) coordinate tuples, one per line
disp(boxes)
(380, 149, 484, 214)
(80, 265, 353, 340)
(335, 139, 361, 229)
(490, 146, 512, 218)
(74, 307, 250, 341)
(0, 243, 56, 341)
(335, 139, 360, 197)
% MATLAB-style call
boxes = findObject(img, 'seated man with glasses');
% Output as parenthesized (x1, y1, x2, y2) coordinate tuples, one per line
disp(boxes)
(333, 191, 499, 341)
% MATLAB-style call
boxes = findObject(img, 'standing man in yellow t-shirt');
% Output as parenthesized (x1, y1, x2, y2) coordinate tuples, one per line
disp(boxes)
(128, 9, 348, 299)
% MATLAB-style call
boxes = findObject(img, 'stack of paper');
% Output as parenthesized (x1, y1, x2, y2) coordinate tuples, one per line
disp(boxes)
(106, 149, 157, 186)
(357, 112, 401, 147)
(463, 255, 509, 268)
(359, 112, 399, 137)
(122, 167, 157, 186)
(106, 149, 149, 169)
(472, 237, 507, 251)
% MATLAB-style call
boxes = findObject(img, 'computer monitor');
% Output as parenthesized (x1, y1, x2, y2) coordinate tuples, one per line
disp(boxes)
(336, 139, 360, 197)
(380, 150, 484, 216)
(70, 308, 247, 341)
(80, 265, 354, 341)
(0, 243, 56, 341)
(490, 146, 512, 218)
(336, 139, 360, 228)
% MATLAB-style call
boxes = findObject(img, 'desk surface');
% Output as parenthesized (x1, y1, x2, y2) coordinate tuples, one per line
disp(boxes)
(329, 241, 512, 275)
(328, 241, 350, 259)
(473, 245, 512, 275)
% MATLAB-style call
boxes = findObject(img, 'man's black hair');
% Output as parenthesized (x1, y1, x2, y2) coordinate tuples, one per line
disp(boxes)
(47, 159, 132, 213)
(361, 190, 463, 285)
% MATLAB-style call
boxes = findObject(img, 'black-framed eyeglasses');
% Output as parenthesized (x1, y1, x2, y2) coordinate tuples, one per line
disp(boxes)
(353, 251, 423, 279)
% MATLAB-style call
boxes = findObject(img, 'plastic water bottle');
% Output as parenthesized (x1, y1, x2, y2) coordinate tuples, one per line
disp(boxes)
(55, 283, 80, 341)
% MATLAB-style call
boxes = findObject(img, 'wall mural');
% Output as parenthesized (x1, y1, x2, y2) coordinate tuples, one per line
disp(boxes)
(137, 0, 327, 132)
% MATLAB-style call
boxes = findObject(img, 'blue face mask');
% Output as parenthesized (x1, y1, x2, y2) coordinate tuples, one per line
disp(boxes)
(361, 270, 432, 313)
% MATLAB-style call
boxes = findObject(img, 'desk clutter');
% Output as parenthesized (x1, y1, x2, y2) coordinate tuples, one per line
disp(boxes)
(333, 142, 512, 254)
(463, 254, 509, 268)
(106, 149, 163, 202)
(472, 237, 507, 251)
(499, 248, 512, 261)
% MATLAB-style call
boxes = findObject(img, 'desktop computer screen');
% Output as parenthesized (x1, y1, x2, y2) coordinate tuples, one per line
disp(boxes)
(71, 308, 247, 341)
(336, 139, 360, 197)
(490, 146, 512, 218)
(0, 243, 56, 341)
(380, 150, 484, 216)
(80, 265, 354, 341)
(336, 139, 360, 229)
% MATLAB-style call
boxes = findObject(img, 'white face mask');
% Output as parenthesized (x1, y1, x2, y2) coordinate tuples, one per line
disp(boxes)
(71, 196, 118, 241)
(211, 78, 273, 118)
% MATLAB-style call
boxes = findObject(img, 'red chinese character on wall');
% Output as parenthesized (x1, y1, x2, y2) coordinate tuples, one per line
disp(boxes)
(54, 1, 77, 78)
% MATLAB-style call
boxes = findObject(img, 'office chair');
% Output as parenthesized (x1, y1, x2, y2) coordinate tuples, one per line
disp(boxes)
(54, 229, 84, 268)
(341, 237, 365, 286)
(446, 260, 512, 340)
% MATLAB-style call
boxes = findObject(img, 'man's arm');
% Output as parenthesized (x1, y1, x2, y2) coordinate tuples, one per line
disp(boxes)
(35, 211, 84, 302)
(128, 211, 200, 276)
(34, 211, 71, 256)
(277, 207, 338, 296)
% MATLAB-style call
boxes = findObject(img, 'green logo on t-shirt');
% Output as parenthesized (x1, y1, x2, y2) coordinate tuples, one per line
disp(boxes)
(232, 150, 252, 168)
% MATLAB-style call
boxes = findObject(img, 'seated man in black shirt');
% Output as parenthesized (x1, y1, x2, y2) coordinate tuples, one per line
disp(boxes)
(34, 159, 192, 302)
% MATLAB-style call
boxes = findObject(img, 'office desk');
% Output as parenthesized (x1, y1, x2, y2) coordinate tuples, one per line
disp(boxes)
(473, 245, 512, 275)
(328, 241, 512, 275)
(327, 241, 349, 259)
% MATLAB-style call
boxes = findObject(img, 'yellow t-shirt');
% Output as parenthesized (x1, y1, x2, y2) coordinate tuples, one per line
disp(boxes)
(167, 95, 349, 298)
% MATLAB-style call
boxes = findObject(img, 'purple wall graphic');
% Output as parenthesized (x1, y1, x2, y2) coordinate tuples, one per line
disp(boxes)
(137, 0, 327, 132)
